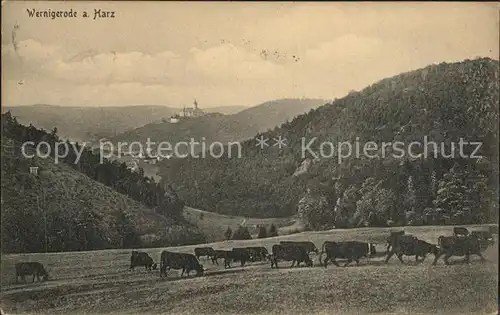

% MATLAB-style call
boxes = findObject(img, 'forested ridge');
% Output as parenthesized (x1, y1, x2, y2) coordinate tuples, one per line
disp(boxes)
(159, 58, 499, 228)
(1, 113, 205, 253)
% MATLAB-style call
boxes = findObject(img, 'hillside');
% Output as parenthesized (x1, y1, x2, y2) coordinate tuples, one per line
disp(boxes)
(208, 105, 249, 115)
(229, 98, 330, 133)
(159, 58, 499, 225)
(0, 134, 205, 254)
(109, 98, 328, 153)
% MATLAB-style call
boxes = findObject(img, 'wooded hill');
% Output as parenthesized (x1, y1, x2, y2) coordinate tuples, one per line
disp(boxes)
(159, 58, 499, 228)
(1, 114, 205, 253)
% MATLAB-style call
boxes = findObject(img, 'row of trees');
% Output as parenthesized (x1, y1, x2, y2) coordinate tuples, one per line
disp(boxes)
(299, 160, 495, 230)
(224, 224, 279, 240)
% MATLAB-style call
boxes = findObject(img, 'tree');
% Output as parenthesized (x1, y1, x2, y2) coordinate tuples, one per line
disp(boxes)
(257, 225, 267, 238)
(116, 211, 142, 249)
(432, 163, 493, 224)
(432, 163, 474, 224)
(232, 225, 252, 240)
(334, 184, 359, 228)
(224, 226, 232, 240)
(403, 175, 420, 225)
(354, 178, 396, 227)
(268, 224, 278, 237)
(296, 187, 334, 230)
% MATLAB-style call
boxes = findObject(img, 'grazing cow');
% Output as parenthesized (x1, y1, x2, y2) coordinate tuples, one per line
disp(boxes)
(194, 247, 215, 261)
(159, 251, 204, 278)
(211, 250, 232, 268)
(230, 248, 251, 267)
(384, 236, 439, 264)
(280, 241, 318, 255)
(211, 248, 250, 268)
(15, 262, 49, 283)
(246, 247, 269, 261)
(271, 244, 313, 268)
(130, 251, 157, 271)
(453, 227, 470, 237)
(432, 234, 486, 265)
(320, 241, 376, 267)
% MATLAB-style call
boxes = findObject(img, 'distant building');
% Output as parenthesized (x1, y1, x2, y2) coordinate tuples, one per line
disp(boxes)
(178, 99, 205, 118)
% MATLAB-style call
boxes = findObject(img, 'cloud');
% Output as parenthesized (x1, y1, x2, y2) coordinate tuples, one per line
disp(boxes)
(189, 43, 283, 81)
(3, 39, 283, 86)
(50, 50, 184, 85)
(305, 35, 383, 64)
(2, 3, 498, 107)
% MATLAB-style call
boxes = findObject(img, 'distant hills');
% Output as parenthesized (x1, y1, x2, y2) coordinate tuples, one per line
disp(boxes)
(158, 58, 499, 227)
(109, 98, 329, 151)
(2, 104, 249, 144)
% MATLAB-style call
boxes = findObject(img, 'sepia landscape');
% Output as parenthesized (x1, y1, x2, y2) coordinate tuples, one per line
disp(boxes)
(1, 2, 499, 315)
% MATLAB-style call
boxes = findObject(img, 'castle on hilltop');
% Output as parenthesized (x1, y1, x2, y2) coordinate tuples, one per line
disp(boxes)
(169, 99, 205, 123)
(179, 99, 205, 118)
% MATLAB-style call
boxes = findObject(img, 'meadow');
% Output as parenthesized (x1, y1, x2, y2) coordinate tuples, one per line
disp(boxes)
(1, 224, 498, 315)
(182, 207, 298, 241)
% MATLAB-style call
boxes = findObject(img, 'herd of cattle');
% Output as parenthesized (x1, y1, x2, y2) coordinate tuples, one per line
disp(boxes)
(13, 226, 497, 283)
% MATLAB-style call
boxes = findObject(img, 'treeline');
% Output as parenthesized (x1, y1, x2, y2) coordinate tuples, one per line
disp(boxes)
(160, 58, 499, 228)
(224, 224, 279, 240)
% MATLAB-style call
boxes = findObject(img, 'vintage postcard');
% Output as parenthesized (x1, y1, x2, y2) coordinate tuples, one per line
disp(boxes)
(1, 1, 499, 315)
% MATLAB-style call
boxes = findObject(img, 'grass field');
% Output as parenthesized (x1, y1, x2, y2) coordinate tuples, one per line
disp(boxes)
(1, 224, 498, 315)
(183, 207, 300, 241)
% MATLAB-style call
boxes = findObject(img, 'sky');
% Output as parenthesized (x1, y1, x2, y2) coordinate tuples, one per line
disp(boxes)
(1, 2, 499, 108)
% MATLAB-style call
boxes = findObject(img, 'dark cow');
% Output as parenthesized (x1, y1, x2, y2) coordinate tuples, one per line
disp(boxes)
(159, 251, 204, 278)
(453, 227, 470, 237)
(211, 250, 232, 268)
(280, 241, 318, 255)
(15, 262, 49, 283)
(130, 251, 157, 271)
(246, 247, 269, 262)
(384, 236, 439, 264)
(194, 247, 216, 261)
(320, 241, 376, 267)
(212, 248, 250, 268)
(432, 234, 486, 265)
(271, 244, 313, 268)
(231, 248, 251, 266)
